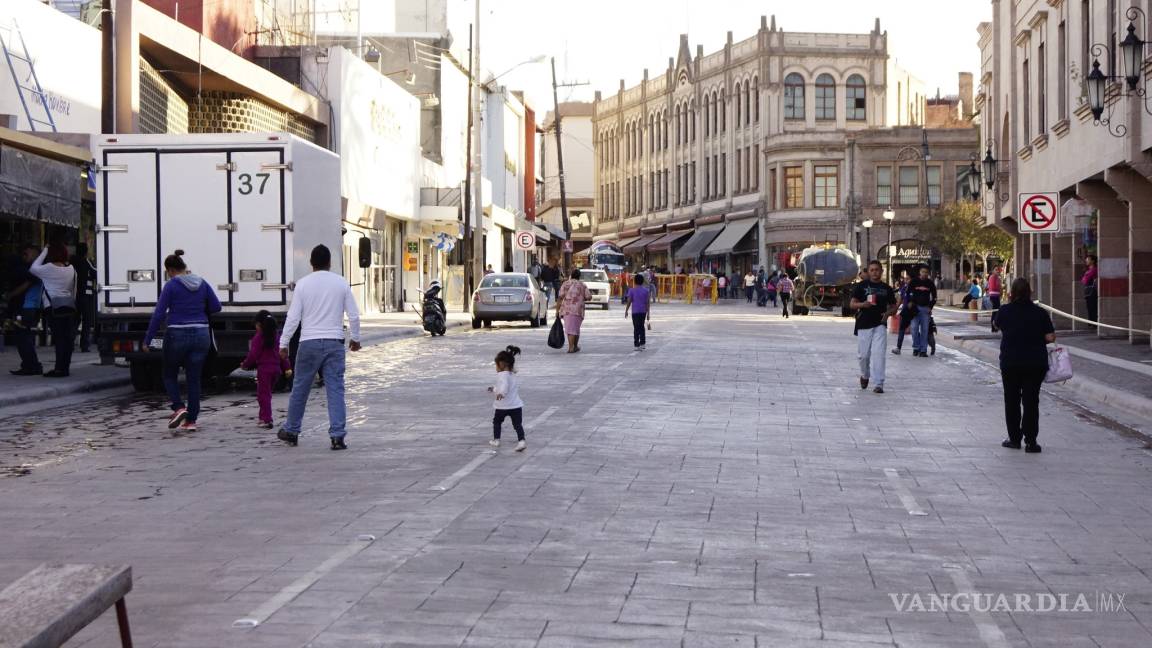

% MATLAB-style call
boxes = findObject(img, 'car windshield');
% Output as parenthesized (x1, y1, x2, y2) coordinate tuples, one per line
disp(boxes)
(480, 274, 528, 288)
(580, 270, 609, 283)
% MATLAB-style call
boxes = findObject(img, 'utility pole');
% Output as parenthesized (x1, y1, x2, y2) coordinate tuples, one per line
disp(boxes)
(549, 59, 588, 272)
(101, 0, 113, 133)
(462, 26, 474, 312)
(470, 0, 484, 287)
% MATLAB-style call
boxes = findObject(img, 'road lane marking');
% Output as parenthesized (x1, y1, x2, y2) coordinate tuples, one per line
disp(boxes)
(528, 406, 558, 428)
(944, 564, 1011, 648)
(609, 361, 623, 370)
(573, 381, 593, 395)
(431, 453, 494, 492)
(883, 468, 929, 516)
(232, 535, 377, 628)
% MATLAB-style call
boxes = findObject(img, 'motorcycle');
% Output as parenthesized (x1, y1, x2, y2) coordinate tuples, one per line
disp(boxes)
(413, 281, 447, 336)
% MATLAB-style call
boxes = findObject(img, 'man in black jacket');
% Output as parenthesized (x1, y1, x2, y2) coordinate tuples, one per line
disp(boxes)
(907, 265, 937, 357)
(70, 243, 97, 353)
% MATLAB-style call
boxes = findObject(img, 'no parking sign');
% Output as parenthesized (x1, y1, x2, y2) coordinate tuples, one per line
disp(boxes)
(1018, 193, 1060, 233)
(515, 230, 536, 251)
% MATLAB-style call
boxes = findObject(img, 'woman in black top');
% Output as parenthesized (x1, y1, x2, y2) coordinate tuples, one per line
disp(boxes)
(995, 278, 1055, 453)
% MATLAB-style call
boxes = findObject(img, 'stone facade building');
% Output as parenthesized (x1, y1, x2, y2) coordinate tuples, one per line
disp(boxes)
(591, 16, 953, 275)
(979, 0, 1151, 343)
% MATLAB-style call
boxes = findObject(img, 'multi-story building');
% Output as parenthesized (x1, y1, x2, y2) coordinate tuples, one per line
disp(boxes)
(591, 16, 941, 275)
(539, 102, 596, 259)
(979, 0, 1151, 343)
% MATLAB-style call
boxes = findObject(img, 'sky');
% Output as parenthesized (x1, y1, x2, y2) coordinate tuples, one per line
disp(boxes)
(477, 0, 993, 117)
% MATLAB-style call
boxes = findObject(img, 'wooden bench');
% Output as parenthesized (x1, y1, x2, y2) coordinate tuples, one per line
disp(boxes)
(0, 564, 133, 648)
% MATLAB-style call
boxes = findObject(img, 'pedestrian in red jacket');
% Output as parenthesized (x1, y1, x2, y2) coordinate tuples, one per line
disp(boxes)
(242, 312, 292, 429)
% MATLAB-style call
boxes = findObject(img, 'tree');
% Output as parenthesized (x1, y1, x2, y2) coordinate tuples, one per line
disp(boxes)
(917, 201, 1013, 279)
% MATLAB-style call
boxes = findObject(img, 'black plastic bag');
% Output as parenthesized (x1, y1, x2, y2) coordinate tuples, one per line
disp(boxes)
(547, 317, 565, 349)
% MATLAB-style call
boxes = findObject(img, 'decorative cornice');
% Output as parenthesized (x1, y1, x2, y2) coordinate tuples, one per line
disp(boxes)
(1017, 144, 1034, 161)
(1052, 118, 1071, 138)
(1028, 11, 1049, 31)
(1014, 29, 1032, 48)
(1046, 0, 1064, 8)
(1074, 102, 1094, 123)
(1031, 133, 1049, 151)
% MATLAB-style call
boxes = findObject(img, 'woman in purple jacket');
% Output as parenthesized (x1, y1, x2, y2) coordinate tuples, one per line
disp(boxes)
(144, 250, 222, 431)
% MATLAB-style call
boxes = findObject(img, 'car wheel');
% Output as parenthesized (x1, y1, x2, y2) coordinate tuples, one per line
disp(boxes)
(483, 319, 492, 328)
(540, 313, 548, 327)
(472, 318, 481, 329)
(530, 314, 541, 328)
(603, 304, 610, 310)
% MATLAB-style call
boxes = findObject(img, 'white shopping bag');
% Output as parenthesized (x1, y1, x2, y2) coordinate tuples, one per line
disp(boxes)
(1044, 346, 1073, 383)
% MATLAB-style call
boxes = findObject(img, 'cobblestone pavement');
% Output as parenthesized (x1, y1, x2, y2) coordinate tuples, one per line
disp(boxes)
(2, 305, 1151, 648)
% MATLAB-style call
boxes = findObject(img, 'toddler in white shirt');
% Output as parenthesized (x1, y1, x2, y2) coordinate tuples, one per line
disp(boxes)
(488, 345, 526, 451)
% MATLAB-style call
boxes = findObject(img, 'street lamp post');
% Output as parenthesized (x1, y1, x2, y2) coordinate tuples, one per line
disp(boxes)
(862, 218, 874, 262)
(883, 208, 895, 283)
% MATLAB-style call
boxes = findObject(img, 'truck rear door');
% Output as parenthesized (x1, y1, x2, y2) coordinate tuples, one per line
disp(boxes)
(101, 151, 159, 307)
(158, 152, 230, 300)
(229, 150, 287, 305)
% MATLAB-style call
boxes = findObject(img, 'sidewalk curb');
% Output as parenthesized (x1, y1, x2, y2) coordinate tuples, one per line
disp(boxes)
(0, 320, 471, 410)
(0, 373, 132, 409)
(938, 331, 1152, 421)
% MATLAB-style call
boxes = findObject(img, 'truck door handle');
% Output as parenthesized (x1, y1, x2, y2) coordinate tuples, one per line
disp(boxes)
(261, 283, 292, 290)
(217, 283, 238, 292)
(260, 224, 293, 231)
(96, 224, 129, 233)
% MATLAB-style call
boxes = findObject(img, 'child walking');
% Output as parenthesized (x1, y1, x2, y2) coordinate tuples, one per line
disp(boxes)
(488, 345, 526, 451)
(242, 311, 292, 429)
(623, 273, 652, 350)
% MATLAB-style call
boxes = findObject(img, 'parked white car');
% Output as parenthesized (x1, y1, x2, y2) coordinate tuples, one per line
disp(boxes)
(579, 269, 612, 310)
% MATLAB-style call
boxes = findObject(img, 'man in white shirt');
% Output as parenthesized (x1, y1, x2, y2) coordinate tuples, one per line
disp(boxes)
(278, 245, 361, 450)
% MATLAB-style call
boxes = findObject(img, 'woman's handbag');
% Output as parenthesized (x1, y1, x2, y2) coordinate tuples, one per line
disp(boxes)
(546, 317, 565, 349)
(1044, 346, 1074, 383)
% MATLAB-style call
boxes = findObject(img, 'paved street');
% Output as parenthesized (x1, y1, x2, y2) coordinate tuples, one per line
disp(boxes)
(2, 304, 1152, 647)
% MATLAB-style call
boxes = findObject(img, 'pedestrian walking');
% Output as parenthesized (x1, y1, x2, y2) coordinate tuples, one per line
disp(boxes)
(996, 278, 1055, 453)
(488, 345, 526, 451)
(755, 268, 767, 306)
(30, 244, 78, 378)
(891, 277, 913, 355)
(850, 260, 898, 394)
(144, 250, 222, 431)
(717, 273, 728, 299)
(241, 311, 293, 429)
(744, 270, 756, 303)
(766, 272, 778, 307)
(277, 245, 362, 450)
(556, 268, 591, 353)
(623, 273, 652, 351)
(987, 266, 1003, 332)
(71, 243, 97, 353)
(907, 265, 937, 357)
(6, 245, 44, 376)
(776, 274, 794, 318)
(548, 259, 562, 304)
(1081, 254, 1098, 325)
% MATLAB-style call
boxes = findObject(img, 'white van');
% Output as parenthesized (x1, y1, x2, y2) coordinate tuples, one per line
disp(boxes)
(579, 269, 612, 310)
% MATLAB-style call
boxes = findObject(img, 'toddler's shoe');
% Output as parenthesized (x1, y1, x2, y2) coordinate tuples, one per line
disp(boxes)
(515, 441, 527, 452)
(489, 439, 500, 448)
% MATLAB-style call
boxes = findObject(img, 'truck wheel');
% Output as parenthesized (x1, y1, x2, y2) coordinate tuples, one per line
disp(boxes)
(472, 318, 481, 329)
(129, 360, 159, 392)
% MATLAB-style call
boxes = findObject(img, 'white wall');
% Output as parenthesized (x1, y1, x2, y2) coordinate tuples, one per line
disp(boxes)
(309, 47, 422, 219)
(542, 113, 594, 200)
(0, 0, 100, 133)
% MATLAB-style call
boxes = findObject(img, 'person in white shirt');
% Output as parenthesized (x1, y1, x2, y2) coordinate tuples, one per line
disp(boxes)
(277, 245, 361, 450)
(488, 345, 526, 451)
(29, 244, 78, 377)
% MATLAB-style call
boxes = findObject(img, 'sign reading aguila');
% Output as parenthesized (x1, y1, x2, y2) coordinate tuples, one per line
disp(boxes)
(515, 231, 536, 251)
(1018, 193, 1060, 233)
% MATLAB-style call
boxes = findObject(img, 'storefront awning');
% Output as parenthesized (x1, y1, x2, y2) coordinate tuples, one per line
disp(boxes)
(0, 142, 82, 228)
(623, 234, 663, 253)
(541, 222, 567, 240)
(646, 229, 693, 252)
(704, 218, 758, 256)
(674, 224, 726, 261)
(615, 236, 641, 249)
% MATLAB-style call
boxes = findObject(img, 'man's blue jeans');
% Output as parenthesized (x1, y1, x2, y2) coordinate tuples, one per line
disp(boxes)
(162, 327, 211, 422)
(283, 339, 347, 438)
(911, 307, 932, 353)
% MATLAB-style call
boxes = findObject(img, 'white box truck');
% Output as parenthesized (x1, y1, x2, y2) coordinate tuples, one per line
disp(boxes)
(93, 133, 342, 390)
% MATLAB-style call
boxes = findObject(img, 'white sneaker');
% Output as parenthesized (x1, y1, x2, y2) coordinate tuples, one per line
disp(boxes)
(489, 439, 500, 448)
(515, 441, 527, 452)
(640, 345, 646, 351)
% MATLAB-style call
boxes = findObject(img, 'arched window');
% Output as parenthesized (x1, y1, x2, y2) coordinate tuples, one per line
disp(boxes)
(674, 105, 681, 146)
(663, 112, 669, 149)
(847, 74, 866, 121)
(816, 73, 836, 120)
(689, 103, 696, 141)
(753, 77, 759, 122)
(784, 73, 805, 120)
(743, 81, 751, 125)
(720, 91, 726, 131)
(711, 92, 719, 136)
(735, 85, 742, 125)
